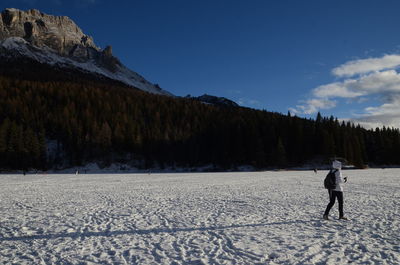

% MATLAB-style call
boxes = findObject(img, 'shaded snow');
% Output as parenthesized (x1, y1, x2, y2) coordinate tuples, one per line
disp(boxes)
(0, 169, 399, 264)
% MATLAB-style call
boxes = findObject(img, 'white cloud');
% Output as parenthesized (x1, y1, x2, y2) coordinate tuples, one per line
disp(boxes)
(313, 80, 364, 98)
(351, 70, 400, 94)
(363, 95, 400, 116)
(332, 54, 400, 77)
(292, 53, 400, 128)
(352, 103, 400, 128)
(313, 70, 400, 100)
(290, 99, 336, 115)
(350, 93, 400, 129)
(346, 97, 369, 104)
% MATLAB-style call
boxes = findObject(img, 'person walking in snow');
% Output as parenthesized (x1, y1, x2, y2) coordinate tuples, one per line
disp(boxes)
(323, 160, 348, 220)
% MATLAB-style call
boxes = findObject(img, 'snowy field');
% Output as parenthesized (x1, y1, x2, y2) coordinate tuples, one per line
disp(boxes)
(0, 169, 399, 264)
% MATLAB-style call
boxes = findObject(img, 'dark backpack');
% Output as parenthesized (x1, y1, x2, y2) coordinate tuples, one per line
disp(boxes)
(324, 169, 337, 189)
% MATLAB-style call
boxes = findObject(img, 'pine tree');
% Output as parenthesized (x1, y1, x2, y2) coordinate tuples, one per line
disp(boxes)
(275, 137, 287, 168)
(0, 120, 9, 168)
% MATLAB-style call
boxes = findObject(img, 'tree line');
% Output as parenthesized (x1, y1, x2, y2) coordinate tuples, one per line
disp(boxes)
(1, 74, 400, 171)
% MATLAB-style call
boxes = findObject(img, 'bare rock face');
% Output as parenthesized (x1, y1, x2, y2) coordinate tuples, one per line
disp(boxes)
(0, 8, 98, 57)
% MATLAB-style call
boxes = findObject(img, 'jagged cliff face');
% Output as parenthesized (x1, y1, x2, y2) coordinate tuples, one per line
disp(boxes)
(0, 8, 171, 95)
(0, 8, 98, 57)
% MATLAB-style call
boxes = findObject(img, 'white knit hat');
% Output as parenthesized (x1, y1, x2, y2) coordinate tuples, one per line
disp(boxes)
(332, 160, 342, 169)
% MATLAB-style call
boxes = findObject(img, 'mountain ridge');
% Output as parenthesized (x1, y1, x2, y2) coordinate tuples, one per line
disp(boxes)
(187, 94, 239, 108)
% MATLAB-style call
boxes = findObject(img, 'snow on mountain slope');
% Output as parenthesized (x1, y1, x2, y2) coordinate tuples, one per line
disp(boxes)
(0, 169, 398, 264)
(0, 37, 171, 95)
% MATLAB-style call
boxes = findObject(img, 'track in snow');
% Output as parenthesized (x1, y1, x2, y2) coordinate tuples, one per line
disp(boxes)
(0, 169, 399, 264)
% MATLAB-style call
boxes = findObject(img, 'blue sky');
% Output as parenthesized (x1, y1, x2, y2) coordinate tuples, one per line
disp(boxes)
(3, 0, 400, 128)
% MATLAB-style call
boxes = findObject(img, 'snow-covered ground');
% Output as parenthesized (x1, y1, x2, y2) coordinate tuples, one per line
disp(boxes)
(0, 169, 399, 264)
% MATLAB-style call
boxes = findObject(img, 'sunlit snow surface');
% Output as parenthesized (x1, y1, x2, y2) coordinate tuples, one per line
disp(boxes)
(0, 170, 399, 264)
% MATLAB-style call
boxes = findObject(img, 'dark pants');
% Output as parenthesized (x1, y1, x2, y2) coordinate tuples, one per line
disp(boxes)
(324, 189, 344, 217)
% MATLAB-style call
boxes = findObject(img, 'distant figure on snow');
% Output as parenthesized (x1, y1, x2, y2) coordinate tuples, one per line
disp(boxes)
(323, 160, 348, 220)
(313, 168, 318, 174)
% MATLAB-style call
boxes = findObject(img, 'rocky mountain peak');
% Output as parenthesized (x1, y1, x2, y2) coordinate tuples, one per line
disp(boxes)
(0, 8, 172, 96)
(0, 8, 98, 56)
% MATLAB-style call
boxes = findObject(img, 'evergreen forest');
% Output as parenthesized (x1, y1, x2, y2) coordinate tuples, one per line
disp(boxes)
(1, 69, 400, 171)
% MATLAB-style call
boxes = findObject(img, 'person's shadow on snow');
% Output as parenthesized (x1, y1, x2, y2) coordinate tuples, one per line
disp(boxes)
(1, 219, 322, 242)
